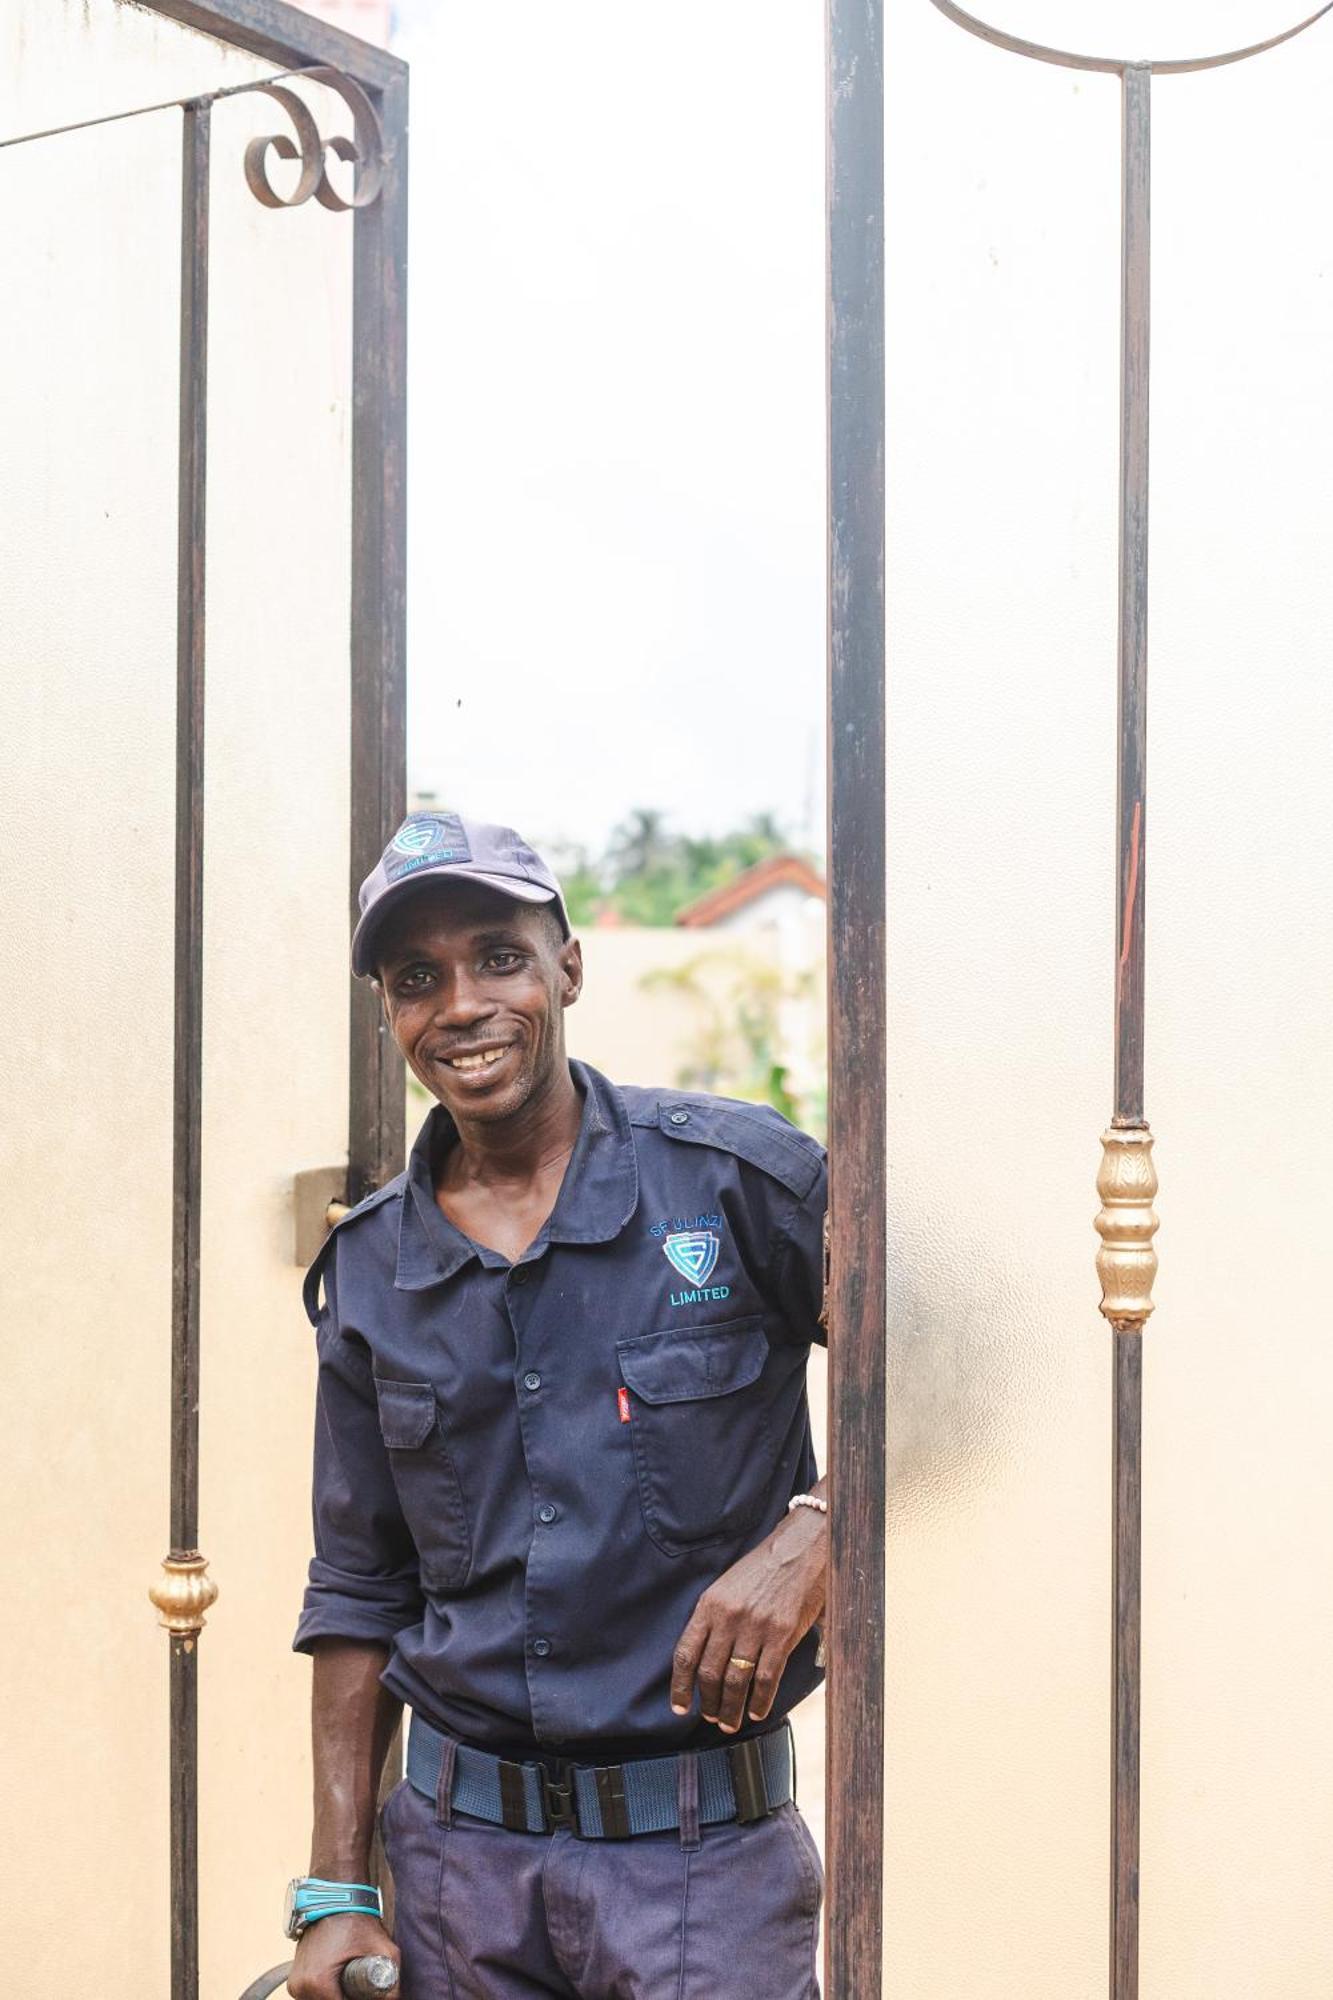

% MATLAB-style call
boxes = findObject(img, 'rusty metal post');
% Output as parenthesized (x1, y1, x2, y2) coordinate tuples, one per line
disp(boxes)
(150, 97, 217, 2000)
(1106, 63, 1152, 1999)
(348, 67, 408, 1205)
(825, 0, 887, 1992)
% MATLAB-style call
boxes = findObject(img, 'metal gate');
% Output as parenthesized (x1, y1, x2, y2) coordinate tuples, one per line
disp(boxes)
(824, 3, 1333, 1994)
(1, 3, 404, 1992)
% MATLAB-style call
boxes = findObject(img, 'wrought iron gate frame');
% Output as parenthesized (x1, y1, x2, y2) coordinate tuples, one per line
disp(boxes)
(148, 0, 409, 1192)
(825, 4, 1333, 1996)
(126, 5, 404, 1993)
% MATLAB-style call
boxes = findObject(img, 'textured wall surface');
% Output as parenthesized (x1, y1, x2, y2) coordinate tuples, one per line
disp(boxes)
(1, 7, 355, 1995)
(0, 71, 184, 2000)
(884, 5, 1333, 1994)
(1142, 42, 1333, 1995)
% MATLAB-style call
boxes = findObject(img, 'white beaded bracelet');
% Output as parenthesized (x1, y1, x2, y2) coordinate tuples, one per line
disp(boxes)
(787, 1493, 829, 1516)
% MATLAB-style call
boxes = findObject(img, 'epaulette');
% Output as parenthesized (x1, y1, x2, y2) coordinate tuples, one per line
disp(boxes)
(301, 1173, 405, 1324)
(637, 1093, 824, 1202)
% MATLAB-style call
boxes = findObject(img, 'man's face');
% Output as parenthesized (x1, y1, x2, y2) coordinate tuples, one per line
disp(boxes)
(374, 881, 582, 1124)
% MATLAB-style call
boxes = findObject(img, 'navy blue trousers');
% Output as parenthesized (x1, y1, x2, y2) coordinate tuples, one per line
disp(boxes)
(380, 1773, 823, 1999)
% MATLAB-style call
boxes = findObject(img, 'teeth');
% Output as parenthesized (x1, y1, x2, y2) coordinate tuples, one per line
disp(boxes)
(449, 1048, 507, 1070)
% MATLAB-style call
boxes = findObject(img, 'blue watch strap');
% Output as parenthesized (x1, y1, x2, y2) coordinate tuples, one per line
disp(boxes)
(287, 1877, 382, 1936)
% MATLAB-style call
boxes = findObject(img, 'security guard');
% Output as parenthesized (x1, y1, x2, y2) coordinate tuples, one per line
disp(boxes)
(286, 812, 829, 2000)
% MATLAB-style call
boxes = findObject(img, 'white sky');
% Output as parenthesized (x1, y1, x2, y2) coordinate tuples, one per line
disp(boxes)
(392, 0, 825, 860)
(389, 0, 1309, 860)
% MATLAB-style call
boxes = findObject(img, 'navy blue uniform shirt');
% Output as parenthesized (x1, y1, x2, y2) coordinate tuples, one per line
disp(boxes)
(294, 1062, 827, 1758)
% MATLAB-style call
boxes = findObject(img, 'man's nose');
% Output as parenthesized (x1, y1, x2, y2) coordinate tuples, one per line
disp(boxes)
(432, 969, 495, 1026)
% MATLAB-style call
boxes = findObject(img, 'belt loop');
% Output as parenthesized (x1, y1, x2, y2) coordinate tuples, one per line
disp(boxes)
(677, 1749, 701, 1851)
(434, 1734, 458, 1828)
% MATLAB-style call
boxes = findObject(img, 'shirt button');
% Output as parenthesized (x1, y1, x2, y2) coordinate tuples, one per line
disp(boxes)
(537, 1503, 558, 1524)
(532, 1638, 552, 1658)
(523, 1371, 542, 1392)
(511, 1267, 530, 1286)
(669, 1110, 690, 1126)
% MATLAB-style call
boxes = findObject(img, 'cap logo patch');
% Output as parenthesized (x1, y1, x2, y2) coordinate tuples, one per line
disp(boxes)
(384, 811, 473, 883)
(662, 1230, 720, 1286)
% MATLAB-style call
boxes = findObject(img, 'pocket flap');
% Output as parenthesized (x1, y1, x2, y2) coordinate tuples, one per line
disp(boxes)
(617, 1317, 768, 1406)
(375, 1378, 438, 1450)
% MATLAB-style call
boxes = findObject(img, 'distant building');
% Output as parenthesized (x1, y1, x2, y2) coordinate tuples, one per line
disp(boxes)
(674, 853, 826, 941)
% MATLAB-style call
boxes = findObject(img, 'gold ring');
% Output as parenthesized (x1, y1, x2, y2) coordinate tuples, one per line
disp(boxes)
(727, 1655, 757, 1673)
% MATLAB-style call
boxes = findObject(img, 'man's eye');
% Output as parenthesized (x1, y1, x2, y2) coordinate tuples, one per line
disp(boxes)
(396, 969, 432, 994)
(486, 952, 522, 972)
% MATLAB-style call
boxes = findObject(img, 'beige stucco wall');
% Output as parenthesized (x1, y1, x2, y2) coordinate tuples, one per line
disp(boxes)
(885, 7, 1333, 1994)
(1, 7, 356, 1995)
(568, 925, 826, 1130)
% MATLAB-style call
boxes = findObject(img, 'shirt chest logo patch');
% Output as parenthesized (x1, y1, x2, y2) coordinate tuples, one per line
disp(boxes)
(662, 1230, 720, 1286)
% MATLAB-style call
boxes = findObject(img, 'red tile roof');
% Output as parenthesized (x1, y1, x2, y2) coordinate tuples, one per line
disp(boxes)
(674, 853, 827, 928)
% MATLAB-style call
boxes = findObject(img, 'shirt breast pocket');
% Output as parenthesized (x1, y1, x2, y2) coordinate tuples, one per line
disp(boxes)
(374, 1378, 472, 1593)
(617, 1317, 773, 1557)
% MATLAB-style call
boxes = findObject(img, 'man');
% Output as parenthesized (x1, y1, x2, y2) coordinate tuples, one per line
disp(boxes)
(286, 811, 829, 2000)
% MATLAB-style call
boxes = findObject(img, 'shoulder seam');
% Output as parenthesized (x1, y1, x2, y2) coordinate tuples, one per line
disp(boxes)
(652, 1103, 823, 1200)
(336, 1173, 406, 1229)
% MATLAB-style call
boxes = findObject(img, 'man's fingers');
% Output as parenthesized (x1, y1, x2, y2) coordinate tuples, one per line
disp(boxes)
(715, 1640, 763, 1733)
(694, 1623, 742, 1723)
(746, 1639, 788, 1722)
(670, 1604, 712, 1714)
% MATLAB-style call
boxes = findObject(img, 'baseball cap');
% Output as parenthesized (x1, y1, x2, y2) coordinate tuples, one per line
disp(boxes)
(351, 810, 571, 977)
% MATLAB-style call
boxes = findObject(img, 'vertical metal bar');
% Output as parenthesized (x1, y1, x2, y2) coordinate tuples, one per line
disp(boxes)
(171, 95, 210, 2000)
(1110, 61, 1150, 2000)
(1112, 1327, 1143, 1998)
(1115, 64, 1150, 1126)
(826, 0, 887, 1993)
(346, 72, 409, 1856)
(348, 70, 408, 1203)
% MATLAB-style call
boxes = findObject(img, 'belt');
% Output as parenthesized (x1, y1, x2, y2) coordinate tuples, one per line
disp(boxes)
(405, 1714, 794, 1840)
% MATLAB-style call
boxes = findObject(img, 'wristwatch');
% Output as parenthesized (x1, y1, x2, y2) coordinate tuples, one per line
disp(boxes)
(283, 1877, 383, 1940)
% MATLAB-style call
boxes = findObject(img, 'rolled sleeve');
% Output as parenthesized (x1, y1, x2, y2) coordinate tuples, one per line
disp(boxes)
(293, 1250, 425, 1653)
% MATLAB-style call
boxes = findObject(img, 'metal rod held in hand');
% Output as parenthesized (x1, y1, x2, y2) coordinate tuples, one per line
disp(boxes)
(238, 1954, 399, 2000)
(341, 1958, 399, 1998)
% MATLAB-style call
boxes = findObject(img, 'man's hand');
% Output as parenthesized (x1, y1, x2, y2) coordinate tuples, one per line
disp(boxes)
(670, 1501, 827, 1732)
(287, 1912, 399, 1999)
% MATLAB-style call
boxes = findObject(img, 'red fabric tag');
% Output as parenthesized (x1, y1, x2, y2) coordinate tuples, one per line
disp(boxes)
(617, 1386, 631, 1424)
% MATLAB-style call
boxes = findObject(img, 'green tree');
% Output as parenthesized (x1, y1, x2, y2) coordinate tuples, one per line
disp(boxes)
(558, 810, 802, 928)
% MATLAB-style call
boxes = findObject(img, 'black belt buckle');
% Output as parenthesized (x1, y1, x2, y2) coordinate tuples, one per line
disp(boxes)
(540, 1760, 579, 1834)
(728, 1737, 771, 1824)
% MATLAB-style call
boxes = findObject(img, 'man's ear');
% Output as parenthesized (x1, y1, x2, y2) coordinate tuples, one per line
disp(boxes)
(559, 937, 584, 1009)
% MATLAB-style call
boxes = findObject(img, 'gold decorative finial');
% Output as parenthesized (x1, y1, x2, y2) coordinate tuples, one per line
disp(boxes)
(149, 1552, 218, 1641)
(1095, 1125, 1159, 1329)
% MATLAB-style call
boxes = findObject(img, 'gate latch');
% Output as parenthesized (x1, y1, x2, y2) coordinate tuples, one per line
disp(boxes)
(293, 1166, 350, 1265)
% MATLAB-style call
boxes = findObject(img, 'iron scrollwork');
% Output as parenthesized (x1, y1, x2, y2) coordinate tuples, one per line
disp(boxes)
(243, 66, 384, 213)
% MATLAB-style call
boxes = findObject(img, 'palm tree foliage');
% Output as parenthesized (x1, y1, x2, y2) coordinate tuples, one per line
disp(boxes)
(556, 810, 798, 927)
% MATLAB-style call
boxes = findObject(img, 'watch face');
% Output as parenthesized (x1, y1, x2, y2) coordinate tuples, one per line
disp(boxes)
(283, 1878, 303, 1939)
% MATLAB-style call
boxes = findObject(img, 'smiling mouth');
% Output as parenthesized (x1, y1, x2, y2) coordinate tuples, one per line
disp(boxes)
(440, 1045, 512, 1073)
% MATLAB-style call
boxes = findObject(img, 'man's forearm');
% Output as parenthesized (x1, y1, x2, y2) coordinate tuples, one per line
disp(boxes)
(309, 1638, 403, 1878)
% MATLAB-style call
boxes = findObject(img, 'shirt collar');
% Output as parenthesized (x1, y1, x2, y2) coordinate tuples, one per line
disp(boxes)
(395, 1061, 639, 1290)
